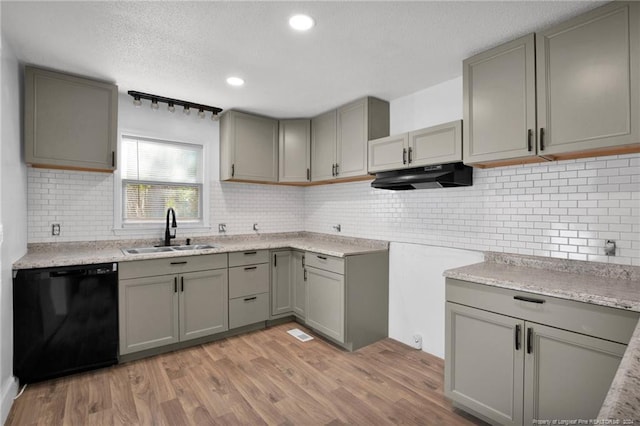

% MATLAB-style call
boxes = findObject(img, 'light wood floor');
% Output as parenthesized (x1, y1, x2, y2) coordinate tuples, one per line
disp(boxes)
(6, 322, 485, 425)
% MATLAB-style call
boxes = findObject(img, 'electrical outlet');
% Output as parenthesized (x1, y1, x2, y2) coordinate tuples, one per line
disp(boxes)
(411, 334, 422, 350)
(51, 224, 61, 236)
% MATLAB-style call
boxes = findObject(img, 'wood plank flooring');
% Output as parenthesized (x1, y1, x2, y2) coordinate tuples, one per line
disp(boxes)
(6, 322, 486, 425)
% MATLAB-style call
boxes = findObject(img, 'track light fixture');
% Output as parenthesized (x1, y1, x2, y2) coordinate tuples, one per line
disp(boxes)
(127, 91, 222, 119)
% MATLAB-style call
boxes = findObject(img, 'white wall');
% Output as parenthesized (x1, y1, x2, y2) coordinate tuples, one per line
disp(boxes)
(389, 243, 483, 358)
(390, 76, 462, 134)
(0, 36, 26, 423)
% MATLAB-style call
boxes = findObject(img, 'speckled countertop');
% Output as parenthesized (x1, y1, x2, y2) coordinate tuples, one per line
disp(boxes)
(444, 252, 640, 422)
(12, 231, 389, 270)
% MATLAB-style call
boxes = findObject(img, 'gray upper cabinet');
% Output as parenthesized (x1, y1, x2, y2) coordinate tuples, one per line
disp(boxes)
(220, 110, 278, 182)
(368, 120, 462, 173)
(312, 97, 389, 181)
(311, 110, 338, 181)
(464, 2, 640, 167)
(24, 66, 118, 171)
(536, 1, 640, 158)
(279, 119, 311, 182)
(463, 34, 537, 166)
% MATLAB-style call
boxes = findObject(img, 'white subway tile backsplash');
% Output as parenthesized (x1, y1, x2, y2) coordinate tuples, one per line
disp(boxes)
(26, 154, 640, 266)
(305, 154, 640, 266)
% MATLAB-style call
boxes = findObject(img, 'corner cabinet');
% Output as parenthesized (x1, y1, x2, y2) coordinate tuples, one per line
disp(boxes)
(118, 254, 229, 355)
(220, 110, 279, 182)
(463, 1, 640, 167)
(445, 278, 639, 425)
(24, 66, 118, 172)
(311, 97, 389, 182)
(303, 250, 389, 351)
(368, 120, 462, 173)
(279, 119, 311, 182)
(270, 250, 306, 320)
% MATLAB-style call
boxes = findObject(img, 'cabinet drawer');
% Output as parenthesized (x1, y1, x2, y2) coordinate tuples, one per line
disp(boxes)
(229, 292, 269, 329)
(119, 254, 228, 279)
(229, 263, 269, 298)
(446, 278, 639, 344)
(228, 250, 269, 267)
(305, 252, 344, 275)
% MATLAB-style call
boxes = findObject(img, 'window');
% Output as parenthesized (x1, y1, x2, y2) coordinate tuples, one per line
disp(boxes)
(120, 136, 204, 225)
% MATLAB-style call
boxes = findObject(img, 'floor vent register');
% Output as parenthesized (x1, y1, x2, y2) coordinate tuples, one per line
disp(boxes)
(287, 328, 314, 342)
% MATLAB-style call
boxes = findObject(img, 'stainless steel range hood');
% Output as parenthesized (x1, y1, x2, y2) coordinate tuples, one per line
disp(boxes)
(371, 162, 473, 190)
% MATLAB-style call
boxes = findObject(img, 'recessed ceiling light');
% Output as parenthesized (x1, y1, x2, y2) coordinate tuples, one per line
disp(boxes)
(289, 14, 315, 31)
(226, 76, 245, 87)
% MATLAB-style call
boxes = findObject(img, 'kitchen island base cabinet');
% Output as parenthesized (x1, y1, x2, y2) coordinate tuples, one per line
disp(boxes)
(118, 254, 228, 355)
(445, 278, 636, 425)
(304, 251, 388, 351)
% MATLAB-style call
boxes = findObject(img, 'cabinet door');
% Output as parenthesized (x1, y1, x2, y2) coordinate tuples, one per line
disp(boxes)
(24, 66, 118, 171)
(222, 111, 278, 182)
(536, 2, 640, 157)
(445, 302, 524, 426)
(463, 34, 537, 164)
(179, 269, 228, 342)
(119, 275, 179, 355)
(271, 251, 294, 316)
(409, 120, 462, 167)
(306, 266, 345, 343)
(368, 134, 408, 173)
(523, 323, 626, 423)
(279, 119, 311, 182)
(292, 251, 306, 318)
(337, 98, 368, 178)
(311, 109, 337, 181)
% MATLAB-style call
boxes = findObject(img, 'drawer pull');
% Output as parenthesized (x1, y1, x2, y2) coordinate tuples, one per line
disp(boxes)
(317, 255, 327, 260)
(243, 251, 257, 255)
(515, 324, 521, 351)
(514, 295, 545, 304)
(244, 266, 257, 271)
(170, 261, 188, 265)
(527, 327, 533, 354)
(244, 296, 257, 302)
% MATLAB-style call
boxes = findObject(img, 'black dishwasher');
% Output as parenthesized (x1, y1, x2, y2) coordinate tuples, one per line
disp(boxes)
(13, 263, 118, 383)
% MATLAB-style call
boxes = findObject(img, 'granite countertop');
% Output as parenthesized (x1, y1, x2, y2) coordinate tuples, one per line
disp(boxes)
(443, 252, 640, 422)
(13, 231, 389, 270)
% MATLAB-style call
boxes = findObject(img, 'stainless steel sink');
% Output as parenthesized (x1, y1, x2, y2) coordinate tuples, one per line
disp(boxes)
(122, 244, 219, 255)
(123, 247, 174, 255)
(171, 244, 219, 251)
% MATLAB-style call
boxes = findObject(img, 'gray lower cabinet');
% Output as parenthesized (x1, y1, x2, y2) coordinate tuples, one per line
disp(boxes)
(271, 250, 306, 319)
(292, 251, 306, 319)
(306, 265, 345, 343)
(118, 254, 229, 355)
(304, 250, 389, 351)
(228, 250, 269, 328)
(25, 66, 118, 171)
(220, 110, 279, 182)
(445, 278, 638, 425)
(271, 250, 294, 317)
(279, 119, 311, 182)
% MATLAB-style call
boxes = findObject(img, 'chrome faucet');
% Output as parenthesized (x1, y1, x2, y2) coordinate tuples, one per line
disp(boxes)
(164, 208, 177, 246)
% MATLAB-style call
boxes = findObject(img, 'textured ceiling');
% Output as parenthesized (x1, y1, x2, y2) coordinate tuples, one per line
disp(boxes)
(1, 1, 604, 118)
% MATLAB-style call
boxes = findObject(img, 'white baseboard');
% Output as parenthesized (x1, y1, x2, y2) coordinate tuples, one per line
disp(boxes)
(0, 376, 18, 424)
